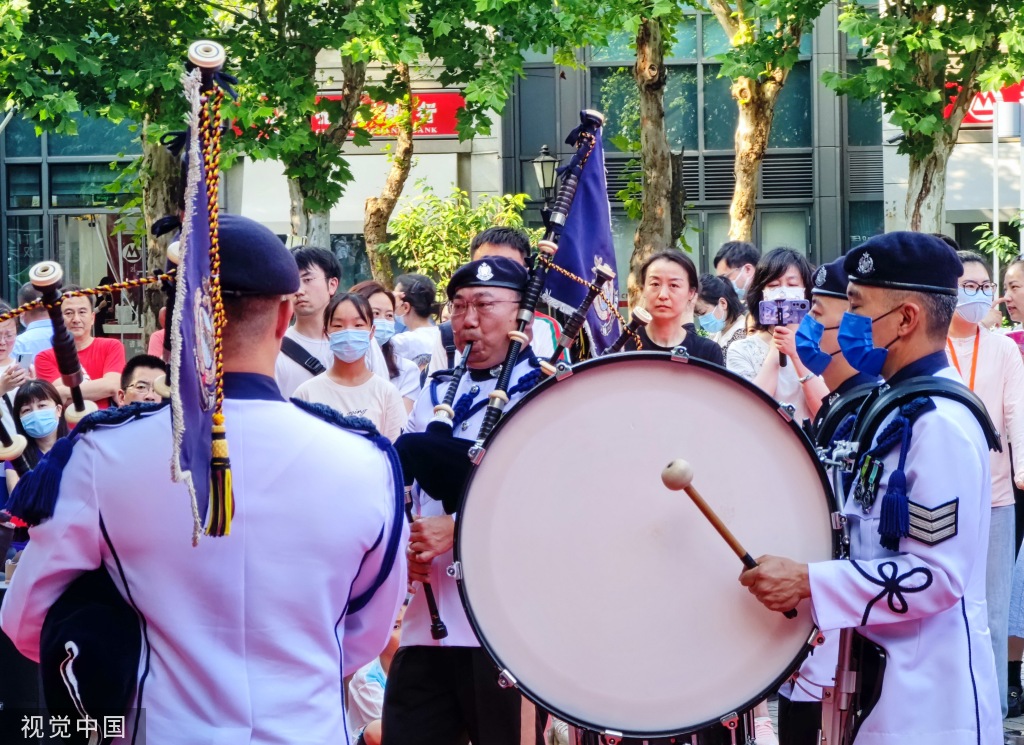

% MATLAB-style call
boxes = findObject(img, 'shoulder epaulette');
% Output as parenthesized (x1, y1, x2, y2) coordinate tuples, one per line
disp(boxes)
(4, 401, 171, 527)
(289, 398, 381, 440)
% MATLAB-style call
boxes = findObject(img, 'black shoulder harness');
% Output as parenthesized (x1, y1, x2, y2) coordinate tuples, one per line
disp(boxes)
(853, 376, 1001, 454)
(814, 382, 879, 449)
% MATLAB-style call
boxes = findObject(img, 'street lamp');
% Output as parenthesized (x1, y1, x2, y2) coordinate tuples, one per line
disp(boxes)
(531, 144, 560, 208)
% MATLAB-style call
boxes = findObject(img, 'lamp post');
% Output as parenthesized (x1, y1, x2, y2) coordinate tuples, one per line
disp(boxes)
(531, 144, 560, 210)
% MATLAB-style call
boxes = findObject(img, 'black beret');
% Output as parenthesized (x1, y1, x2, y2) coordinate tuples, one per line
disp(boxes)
(218, 214, 300, 295)
(811, 256, 850, 299)
(844, 231, 962, 296)
(447, 257, 529, 300)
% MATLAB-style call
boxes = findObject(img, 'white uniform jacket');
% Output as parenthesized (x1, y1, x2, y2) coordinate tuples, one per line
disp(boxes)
(402, 350, 540, 647)
(1, 373, 408, 745)
(808, 363, 1001, 745)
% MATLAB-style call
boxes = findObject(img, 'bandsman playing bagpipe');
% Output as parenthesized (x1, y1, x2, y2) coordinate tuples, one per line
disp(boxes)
(1, 42, 406, 744)
(385, 256, 541, 745)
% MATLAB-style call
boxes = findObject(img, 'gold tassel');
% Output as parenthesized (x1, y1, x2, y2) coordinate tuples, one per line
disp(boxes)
(206, 413, 233, 537)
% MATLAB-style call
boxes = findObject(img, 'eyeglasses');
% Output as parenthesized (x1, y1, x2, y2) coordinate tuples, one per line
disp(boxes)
(961, 281, 997, 296)
(447, 299, 519, 318)
(126, 381, 156, 394)
(0, 332, 15, 343)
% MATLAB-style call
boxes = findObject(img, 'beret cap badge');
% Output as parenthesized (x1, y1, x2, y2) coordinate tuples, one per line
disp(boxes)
(857, 253, 875, 276)
(476, 263, 494, 282)
(814, 266, 827, 287)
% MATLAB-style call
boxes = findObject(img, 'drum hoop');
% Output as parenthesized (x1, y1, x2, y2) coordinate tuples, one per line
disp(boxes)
(453, 352, 840, 737)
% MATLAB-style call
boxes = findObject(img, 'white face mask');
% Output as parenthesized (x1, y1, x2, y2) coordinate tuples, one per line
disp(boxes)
(956, 288, 992, 325)
(763, 286, 805, 301)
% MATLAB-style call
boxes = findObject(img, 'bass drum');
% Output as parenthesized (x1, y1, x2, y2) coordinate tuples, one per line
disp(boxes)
(454, 353, 839, 739)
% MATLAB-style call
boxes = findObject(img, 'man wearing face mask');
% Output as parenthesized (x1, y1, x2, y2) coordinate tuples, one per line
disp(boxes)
(776, 257, 881, 745)
(383, 256, 539, 745)
(740, 232, 1001, 745)
(714, 240, 760, 301)
(945, 249, 1024, 718)
(796, 257, 882, 443)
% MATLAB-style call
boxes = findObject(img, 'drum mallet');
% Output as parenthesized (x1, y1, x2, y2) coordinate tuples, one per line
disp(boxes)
(662, 459, 797, 619)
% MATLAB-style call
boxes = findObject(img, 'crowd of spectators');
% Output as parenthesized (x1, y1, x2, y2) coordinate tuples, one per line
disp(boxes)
(4, 228, 1024, 744)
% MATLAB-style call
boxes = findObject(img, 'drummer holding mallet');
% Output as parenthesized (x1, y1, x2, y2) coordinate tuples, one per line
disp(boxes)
(740, 232, 1000, 745)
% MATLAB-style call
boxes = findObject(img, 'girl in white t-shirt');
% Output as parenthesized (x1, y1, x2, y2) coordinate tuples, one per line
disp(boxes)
(391, 273, 441, 368)
(350, 280, 422, 413)
(293, 293, 407, 442)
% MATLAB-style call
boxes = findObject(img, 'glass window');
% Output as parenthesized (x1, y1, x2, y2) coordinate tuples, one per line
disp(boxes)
(845, 60, 882, 147)
(47, 113, 140, 157)
(331, 234, 372, 289)
(705, 213, 732, 258)
(768, 61, 812, 148)
(7, 165, 42, 209)
(702, 66, 738, 150)
(5, 115, 41, 158)
(702, 20, 730, 59)
(667, 16, 698, 60)
(6, 215, 44, 302)
(761, 211, 808, 253)
(848, 201, 884, 249)
(591, 66, 698, 152)
(50, 163, 133, 208)
(591, 31, 635, 62)
(522, 48, 554, 64)
(610, 213, 637, 296)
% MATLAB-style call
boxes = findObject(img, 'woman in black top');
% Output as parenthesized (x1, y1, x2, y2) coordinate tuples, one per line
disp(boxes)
(624, 250, 724, 365)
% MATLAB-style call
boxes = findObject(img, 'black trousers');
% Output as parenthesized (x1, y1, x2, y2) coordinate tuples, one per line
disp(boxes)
(381, 646, 522, 745)
(777, 695, 821, 745)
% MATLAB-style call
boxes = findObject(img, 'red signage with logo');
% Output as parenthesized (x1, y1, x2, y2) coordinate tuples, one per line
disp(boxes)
(944, 81, 1024, 126)
(311, 91, 465, 138)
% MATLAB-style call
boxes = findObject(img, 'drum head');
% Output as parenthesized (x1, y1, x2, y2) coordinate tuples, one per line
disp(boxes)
(456, 354, 837, 737)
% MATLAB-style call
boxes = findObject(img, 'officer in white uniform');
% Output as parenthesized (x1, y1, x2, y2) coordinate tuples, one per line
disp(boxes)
(1, 214, 408, 744)
(383, 257, 540, 745)
(741, 232, 1001, 745)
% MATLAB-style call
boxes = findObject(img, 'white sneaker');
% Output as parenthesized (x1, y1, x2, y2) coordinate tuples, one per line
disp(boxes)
(754, 716, 779, 745)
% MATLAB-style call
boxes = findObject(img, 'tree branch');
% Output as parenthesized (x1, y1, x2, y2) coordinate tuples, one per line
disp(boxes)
(198, 0, 250, 23)
(707, 0, 740, 40)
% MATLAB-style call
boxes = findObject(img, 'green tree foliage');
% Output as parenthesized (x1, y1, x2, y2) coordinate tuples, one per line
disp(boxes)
(378, 184, 540, 290)
(822, 1, 1024, 231)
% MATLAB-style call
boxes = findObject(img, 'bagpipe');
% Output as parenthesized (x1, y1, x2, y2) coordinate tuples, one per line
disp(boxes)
(0, 39, 234, 736)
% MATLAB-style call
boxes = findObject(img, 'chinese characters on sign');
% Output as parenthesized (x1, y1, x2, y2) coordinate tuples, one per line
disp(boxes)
(310, 91, 465, 138)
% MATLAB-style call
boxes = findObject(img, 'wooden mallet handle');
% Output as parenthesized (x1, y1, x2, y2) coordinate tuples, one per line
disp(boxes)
(662, 459, 798, 619)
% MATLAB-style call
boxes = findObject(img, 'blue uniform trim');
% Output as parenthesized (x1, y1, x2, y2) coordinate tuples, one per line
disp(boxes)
(961, 597, 981, 745)
(849, 559, 933, 627)
(886, 350, 949, 386)
(99, 514, 149, 745)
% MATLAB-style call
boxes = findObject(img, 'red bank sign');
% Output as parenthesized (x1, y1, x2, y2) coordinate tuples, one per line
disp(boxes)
(311, 91, 465, 138)
(944, 82, 1024, 126)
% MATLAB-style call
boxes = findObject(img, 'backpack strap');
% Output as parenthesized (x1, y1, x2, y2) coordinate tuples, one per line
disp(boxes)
(440, 322, 456, 370)
(280, 337, 327, 376)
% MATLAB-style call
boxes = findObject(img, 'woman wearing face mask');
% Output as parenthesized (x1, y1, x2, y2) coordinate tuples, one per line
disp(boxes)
(696, 274, 748, 354)
(623, 251, 724, 364)
(5, 381, 68, 493)
(293, 293, 407, 442)
(351, 280, 422, 413)
(391, 274, 442, 370)
(726, 248, 828, 421)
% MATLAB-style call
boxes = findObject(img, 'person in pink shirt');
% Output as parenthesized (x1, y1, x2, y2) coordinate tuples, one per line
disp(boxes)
(946, 250, 1024, 718)
(147, 306, 168, 361)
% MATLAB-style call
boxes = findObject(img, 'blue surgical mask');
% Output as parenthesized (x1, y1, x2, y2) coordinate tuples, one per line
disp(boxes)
(329, 329, 371, 363)
(732, 281, 746, 301)
(956, 288, 992, 325)
(21, 408, 58, 439)
(374, 319, 396, 346)
(836, 308, 900, 377)
(698, 306, 727, 334)
(795, 314, 839, 376)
